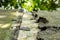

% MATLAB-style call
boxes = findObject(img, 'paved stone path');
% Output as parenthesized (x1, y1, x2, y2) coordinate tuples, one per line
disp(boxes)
(10, 11, 39, 40)
(17, 12, 38, 40)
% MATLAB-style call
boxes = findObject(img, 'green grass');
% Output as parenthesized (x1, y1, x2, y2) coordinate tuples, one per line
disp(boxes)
(0, 11, 16, 40)
(0, 16, 12, 40)
(0, 15, 13, 23)
(0, 28, 11, 40)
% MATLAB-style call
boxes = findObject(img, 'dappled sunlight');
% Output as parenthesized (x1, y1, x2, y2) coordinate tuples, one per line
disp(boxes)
(24, 14, 31, 18)
(23, 14, 28, 18)
(16, 12, 23, 17)
(11, 11, 23, 17)
(11, 12, 17, 16)
(0, 15, 7, 18)
(24, 1, 31, 6)
(0, 24, 3, 27)
(0, 23, 11, 28)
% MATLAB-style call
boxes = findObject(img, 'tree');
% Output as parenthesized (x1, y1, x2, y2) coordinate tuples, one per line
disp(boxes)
(0, 0, 59, 11)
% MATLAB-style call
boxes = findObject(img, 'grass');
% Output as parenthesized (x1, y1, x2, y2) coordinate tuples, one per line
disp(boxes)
(0, 28, 11, 40)
(0, 11, 16, 40)
(0, 17, 12, 40)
